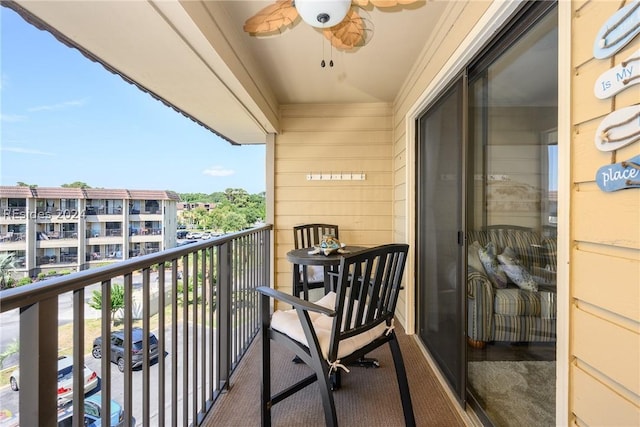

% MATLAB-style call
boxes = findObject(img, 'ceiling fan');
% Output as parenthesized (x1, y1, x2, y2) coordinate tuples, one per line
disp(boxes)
(243, 0, 420, 51)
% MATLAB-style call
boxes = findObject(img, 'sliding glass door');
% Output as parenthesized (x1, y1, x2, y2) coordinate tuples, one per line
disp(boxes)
(416, 77, 465, 402)
(466, 6, 558, 426)
(415, 2, 557, 425)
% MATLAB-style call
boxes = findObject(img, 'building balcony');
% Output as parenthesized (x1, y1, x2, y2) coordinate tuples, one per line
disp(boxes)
(36, 239, 78, 250)
(0, 224, 462, 426)
(0, 238, 26, 252)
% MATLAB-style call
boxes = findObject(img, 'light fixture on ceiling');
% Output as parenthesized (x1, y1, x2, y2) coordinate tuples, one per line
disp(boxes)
(294, 0, 351, 28)
(244, 0, 421, 52)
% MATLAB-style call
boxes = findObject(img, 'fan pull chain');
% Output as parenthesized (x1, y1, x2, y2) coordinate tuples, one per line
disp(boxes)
(330, 42, 334, 67)
(320, 34, 334, 68)
(321, 35, 326, 67)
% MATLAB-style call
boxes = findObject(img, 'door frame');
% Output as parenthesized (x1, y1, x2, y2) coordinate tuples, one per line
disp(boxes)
(403, 0, 569, 423)
(415, 74, 467, 404)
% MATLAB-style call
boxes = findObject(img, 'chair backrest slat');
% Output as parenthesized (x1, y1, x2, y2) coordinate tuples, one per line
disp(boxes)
(293, 223, 339, 249)
(329, 244, 409, 360)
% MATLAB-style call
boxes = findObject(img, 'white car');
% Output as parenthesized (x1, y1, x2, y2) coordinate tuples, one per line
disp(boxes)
(9, 355, 99, 404)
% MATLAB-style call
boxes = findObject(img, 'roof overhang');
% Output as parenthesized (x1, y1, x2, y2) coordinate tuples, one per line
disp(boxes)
(4, 0, 278, 145)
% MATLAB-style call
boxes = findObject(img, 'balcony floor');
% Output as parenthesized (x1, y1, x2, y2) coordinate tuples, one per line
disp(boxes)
(205, 323, 466, 426)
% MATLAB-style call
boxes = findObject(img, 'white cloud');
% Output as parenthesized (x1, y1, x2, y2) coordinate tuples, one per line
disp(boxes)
(203, 165, 235, 177)
(0, 113, 27, 122)
(1, 146, 55, 156)
(28, 99, 86, 112)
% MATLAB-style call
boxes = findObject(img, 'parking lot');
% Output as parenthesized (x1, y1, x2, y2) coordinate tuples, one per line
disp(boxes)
(0, 270, 203, 425)
(0, 321, 206, 426)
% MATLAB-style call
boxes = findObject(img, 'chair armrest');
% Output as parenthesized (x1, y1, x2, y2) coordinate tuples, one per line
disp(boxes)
(256, 286, 336, 316)
(466, 271, 495, 342)
(466, 271, 494, 301)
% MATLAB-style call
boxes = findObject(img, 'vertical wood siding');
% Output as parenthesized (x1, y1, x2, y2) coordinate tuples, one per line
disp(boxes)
(570, 1, 640, 425)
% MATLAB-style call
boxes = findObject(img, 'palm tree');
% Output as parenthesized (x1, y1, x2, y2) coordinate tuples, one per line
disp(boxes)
(88, 284, 125, 326)
(0, 253, 16, 290)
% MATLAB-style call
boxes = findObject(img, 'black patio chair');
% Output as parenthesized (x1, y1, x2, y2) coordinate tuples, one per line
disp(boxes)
(257, 243, 415, 427)
(292, 223, 339, 300)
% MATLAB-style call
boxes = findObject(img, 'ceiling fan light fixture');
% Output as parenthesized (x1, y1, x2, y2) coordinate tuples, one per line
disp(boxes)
(295, 0, 351, 28)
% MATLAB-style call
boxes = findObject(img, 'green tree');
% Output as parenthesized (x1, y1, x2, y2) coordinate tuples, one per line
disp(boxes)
(61, 181, 91, 189)
(210, 205, 248, 232)
(16, 181, 37, 188)
(178, 188, 265, 232)
(179, 192, 209, 203)
(223, 188, 249, 206)
(242, 192, 266, 225)
(0, 253, 17, 290)
(88, 284, 125, 325)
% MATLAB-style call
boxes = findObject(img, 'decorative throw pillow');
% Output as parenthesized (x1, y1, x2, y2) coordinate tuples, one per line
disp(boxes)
(468, 241, 485, 273)
(478, 241, 508, 289)
(497, 247, 538, 292)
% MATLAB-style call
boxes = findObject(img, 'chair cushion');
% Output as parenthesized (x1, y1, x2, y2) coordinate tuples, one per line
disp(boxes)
(468, 241, 485, 273)
(271, 292, 388, 360)
(478, 242, 508, 289)
(497, 247, 538, 292)
(494, 288, 541, 316)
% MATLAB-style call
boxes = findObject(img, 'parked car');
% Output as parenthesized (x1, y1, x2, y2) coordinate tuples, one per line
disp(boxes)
(9, 355, 99, 404)
(176, 230, 188, 239)
(57, 394, 134, 427)
(92, 328, 159, 372)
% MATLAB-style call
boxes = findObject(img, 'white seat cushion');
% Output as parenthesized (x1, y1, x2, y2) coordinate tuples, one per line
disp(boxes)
(271, 292, 388, 360)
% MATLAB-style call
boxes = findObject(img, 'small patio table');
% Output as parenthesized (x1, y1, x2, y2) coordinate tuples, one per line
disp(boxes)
(286, 246, 367, 297)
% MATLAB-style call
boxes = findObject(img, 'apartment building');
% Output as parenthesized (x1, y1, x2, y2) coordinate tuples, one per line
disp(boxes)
(0, 186, 180, 278)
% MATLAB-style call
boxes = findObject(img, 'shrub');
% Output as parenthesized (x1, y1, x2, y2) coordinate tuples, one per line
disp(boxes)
(16, 277, 32, 287)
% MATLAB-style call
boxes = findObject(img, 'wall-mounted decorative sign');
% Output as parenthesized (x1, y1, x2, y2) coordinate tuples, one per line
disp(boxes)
(306, 172, 366, 181)
(596, 154, 640, 192)
(594, 104, 640, 152)
(594, 48, 640, 99)
(593, 0, 640, 59)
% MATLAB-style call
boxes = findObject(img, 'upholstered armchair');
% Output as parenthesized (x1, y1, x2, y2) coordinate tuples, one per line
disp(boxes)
(466, 226, 557, 347)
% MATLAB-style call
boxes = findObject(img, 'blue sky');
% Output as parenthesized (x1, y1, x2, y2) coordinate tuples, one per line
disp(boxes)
(0, 7, 266, 195)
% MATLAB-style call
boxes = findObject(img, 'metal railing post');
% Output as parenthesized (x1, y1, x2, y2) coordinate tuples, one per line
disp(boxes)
(217, 241, 232, 390)
(19, 297, 58, 426)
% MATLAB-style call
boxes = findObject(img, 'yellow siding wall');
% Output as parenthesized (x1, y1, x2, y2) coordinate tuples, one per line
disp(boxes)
(273, 103, 395, 298)
(269, 3, 640, 424)
(391, 0, 492, 329)
(571, 1, 640, 425)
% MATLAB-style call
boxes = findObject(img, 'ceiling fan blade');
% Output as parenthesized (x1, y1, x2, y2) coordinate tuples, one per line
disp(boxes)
(323, 9, 365, 50)
(243, 0, 299, 34)
(353, 0, 419, 7)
